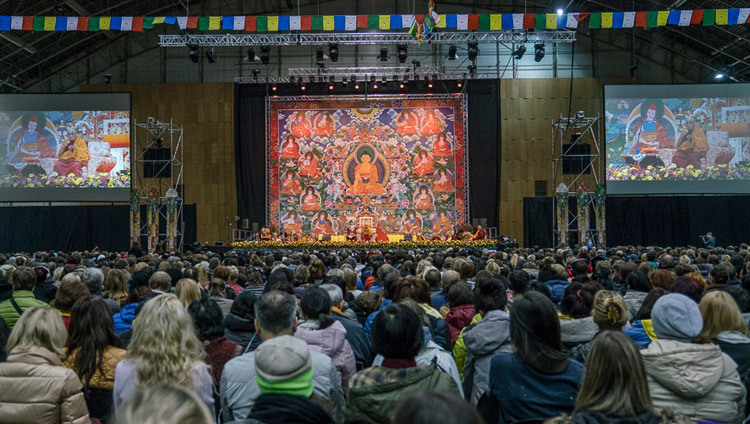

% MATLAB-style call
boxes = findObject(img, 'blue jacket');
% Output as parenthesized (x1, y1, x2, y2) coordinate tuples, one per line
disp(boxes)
(623, 319, 655, 348)
(431, 291, 448, 310)
(113, 302, 138, 334)
(544, 280, 570, 303)
(364, 299, 391, 337)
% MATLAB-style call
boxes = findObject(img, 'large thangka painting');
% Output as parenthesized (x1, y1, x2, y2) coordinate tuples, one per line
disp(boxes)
(267, 95, 468, 237)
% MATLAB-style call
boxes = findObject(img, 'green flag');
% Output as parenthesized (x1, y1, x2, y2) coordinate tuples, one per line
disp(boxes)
(143, 16, 154, 29)
(33, 16, 45, 31)
(588, 12, 601, 29)
(197, 16, 208, 31)
(478, 14, 490, 30)
(703, 9, 716, 26)
(535, 13, 546, 30)
(646, 11, 658, 28)
(368, 15, 378, 29)
(87, 16, 99, 31)
(257, 16, 268, 32)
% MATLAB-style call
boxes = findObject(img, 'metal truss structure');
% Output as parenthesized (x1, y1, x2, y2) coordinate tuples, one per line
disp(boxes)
(235, 65, 501, 83)
(158, 31, 577, 47)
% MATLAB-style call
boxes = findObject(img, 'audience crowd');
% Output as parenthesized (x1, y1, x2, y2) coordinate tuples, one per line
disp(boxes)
(0, 242, 749, 423)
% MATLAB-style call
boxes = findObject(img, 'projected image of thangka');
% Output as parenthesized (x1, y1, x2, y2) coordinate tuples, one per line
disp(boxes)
(344, 145, 388, 196)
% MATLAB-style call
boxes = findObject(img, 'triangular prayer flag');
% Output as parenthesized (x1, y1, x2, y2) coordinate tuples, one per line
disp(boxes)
(268, 16, 279, 31)
(456, 14, 468, 30)
(401, 15, 414, 30)
(143, 16, 154, 29)
(622, 12, 635, 27)
(198, 16, 209, 31)
(334, 15, 345, 31)
(656, 11, 669, 26)
(290, 16, 301, 30)
(10, 16, 22, 30)
(322, 15, 334, 31)
(153, 17, 165, 24)
(177, 16, 188, 29)
(121, 17, 133, 31)
(132, 17, 143, 32)
(278, 15, 289, 31)
(588, 12, 601, 29)
(646, 11, 658, 28)
(87, 16, 99, 31)
(44, 16, 56, 31)
(715, 9, 728, 25)
(678, 10, 692, 26)
(703, 9, 715, 26)
(256, 16, 268, 31)
(245, 16, 257, 31)
(489, 14, 501, 30)
(612, 12, 623, 28)
(110, 16, 121, 30)
(546, 13, 557, 29)
(727, 8, 739, 25)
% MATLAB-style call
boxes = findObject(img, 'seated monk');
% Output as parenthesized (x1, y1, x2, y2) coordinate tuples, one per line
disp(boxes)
(672, 116, 709, 169)
(54, 127, 90, 177)
(402, 213, 422, 234)
(432, 133, 453, 157)
(298, 153, 322, 179)
(432, 211, 452, 235)
(472, 225, 488, 240)
(414, 189, 434, 210)
(280, 137, 301, 159)
(300, 189, 321, 211)
(280, 172, 302, 195)
(348, 152, 385, 195)
(312, 215, 334, 235)
(433, 169, 453, 192)
(412, 151, 434, 177)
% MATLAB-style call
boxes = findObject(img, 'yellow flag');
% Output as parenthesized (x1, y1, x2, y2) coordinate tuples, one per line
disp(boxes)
(153, 16, 165, 24)
(657, 10, 669, 26)
(601, 12, 613, 28)
(44, 16, 56, 31)
(323, 15, 334, 30)
(208, 16, 220, 30)
(378, 15, 390, 30)
(546, 13, 557, 29)
(716, 9, 729, 25)
(99, 16, 111, 30)
(268, 16, 279, 31)
(437, 14, 446, 28)
(490, 14, 502, 30)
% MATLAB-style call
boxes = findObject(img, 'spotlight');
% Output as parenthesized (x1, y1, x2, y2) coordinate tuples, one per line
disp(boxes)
(457, 81, 463, 88)
(188, 44, 199, 63)
(714, 73, 725, 80)
(399, 83, 405, 89)
(557, 8, 564, 16)
(260, 46, 271, 65)
(300, 84, 306, 91)
(467, 64, 477, 78)
(467, 42, 479, 61)
(354, 83, 360, 90)
(271, 84, 277, 91)
(427, 77, 433, 89)
(373, 83, 378, 89)
(328, 43, 339, 62)
(328, 84, 334, 90)
(247, 47, 259, 62)
(447, 45, 458, 60)
(534, 43, 545, 62)
(252, 69, 261, 80)
(397, 45, 408, 64)
(205, 48, 217, 63)
(513, 45, 526, 60)
(378, 47, 388, 62)
(315, 47, 325, 65)
(104, 73, 112, 84)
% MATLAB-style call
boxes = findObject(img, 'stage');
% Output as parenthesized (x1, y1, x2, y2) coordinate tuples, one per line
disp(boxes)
(231, 238, 496, 250)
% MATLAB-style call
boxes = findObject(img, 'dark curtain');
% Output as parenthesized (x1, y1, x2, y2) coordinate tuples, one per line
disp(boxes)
(234, 81, 502, 228)
(606, 196, 750, 247)
(523, 197, 554, 248)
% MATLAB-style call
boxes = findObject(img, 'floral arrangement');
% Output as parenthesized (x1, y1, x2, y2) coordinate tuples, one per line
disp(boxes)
(0, 172, 130, 188)
(607, 164, 750, 181)
(231, 239, 496, 250)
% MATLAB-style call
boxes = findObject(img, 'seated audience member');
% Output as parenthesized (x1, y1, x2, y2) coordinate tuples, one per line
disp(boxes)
(542, 264, 571, 303)
(224, 290, 262, 352)
(568, 290, 629, 363)
(624, 271, 652, 320)
(669, 275, 704, 303)
(0, 266, 51, 331)
(32, 266, 57, 304)
(0, 307, 90, 423)
(247, 335, 334, 424)
(431, 269, 461, 310)
(295, 287, 356, 393)
(175, 278, 203, 309)
(53, 274, 89, 330)
(548, 331, 691, 424)
(624, 288, 668, 348)
(457, 277, 512, 404)
(188, 298, 241, 386)
(0, 317, 9, 362)
(346, 303, 459, 424)
(114, 384, 215, 424)
(112, 286, 154, 334)
(148, 270, 172, 295)
(484, 292, 584, 424)
(81, 268, 119, 314)
(226, 266, 244, 296)
(321, 283, 374, 370)
(507, 269, 532, 308)
(649, 269, 675, 291)
(113, 294, 214, 413)
(104, 269, 129, 308)
(641, 293, 745, 422)
(391, 276, 450, 350)
(221, 291, 345, 423)
(209, 278, 233, 316)
(392, 391, 484, 424)
(441, 282, 476, 344)
(64, 295, 126, 421)
(559, 282, 602, 350)
(0, 265, 13, 303)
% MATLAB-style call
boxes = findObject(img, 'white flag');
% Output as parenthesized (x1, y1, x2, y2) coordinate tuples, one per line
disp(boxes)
(177, 17, 188, 29)
(678, 10, 693, 26)
(738, 8, 750, 25)
(121, 16, 133, 31)
(233, 16, 245, 30)
(402, 14, 415, 29)
(512, 13, 524, 29)
(66, 16, 78, 31)
(622, 11, 636, 28)
(345, 15, 357, 30)
(289, 16, 301, 30)
(10, 16, 23, 30)
(456, 14, 469, 30)
(566, 13, 579, 28)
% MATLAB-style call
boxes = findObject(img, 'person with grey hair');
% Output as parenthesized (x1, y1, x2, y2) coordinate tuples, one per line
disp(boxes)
(321, 284, 373, 370)
(80, 268, 120, 314)
(432, 269, 461, 310)
(221, 291, 345, 423)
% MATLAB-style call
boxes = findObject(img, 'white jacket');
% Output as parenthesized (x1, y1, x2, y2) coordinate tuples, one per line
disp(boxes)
(641, 339, 746, 423)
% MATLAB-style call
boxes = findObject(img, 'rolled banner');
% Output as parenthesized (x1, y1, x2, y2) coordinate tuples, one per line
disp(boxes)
(595, 184, 606, 247)
(555, 183, 569, 247)
(165, 192, 178, 251)
(129, 189, 140, 247)
(147, 197, 159, 253)
(577, 188, 590, 247)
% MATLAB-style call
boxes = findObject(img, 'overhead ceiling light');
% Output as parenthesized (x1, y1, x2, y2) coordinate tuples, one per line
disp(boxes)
(260, 46, 271, 65)
(714, 73, 725, 80)
(328, 43, 339, 62)
(513, 45, 526, 60)
(205, 47, 217, 63)
(557, 8, 564, 16)
(467, 42, 479, 61)
(188, 44, 199, 63)
(534, 43, 545, 62)
(447, 45, 458, 60)
(397, 45, 408, 64)
(271, 84, 277, 91)
(378, 47, 388, 62)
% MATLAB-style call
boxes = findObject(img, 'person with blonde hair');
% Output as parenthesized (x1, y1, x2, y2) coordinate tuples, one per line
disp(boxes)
(210, 278, 233, 316)
(548, 331, 691, 424)
(0, 307, 90, 423)
(113, 294, 213, 413)
(104, 268, 129, 307)
(175, 278, 203, 309)
(195, 264, 210, 290)
(485, 260, 502, 276)
(569, 290, 629, 363)
(114, 384, 215, 424)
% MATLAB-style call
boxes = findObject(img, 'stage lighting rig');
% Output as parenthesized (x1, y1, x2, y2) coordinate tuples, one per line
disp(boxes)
(513, 45, 526, 60)
(271, 84, 277, 91)
(534, 43, 545, 62)
(328, 43, 339, 62)
(252, 69, 261, 81)
(104, 73, 112, 84)
(188, 44, 199, 63)
(260, 46, 271, 64)
(370, 75, 376, 83)
(467, 64, 477, 78)
(378, 47, 389, 61)
(315, 46, 325, 65)
(397, 44, 408, 63)
(467, 42, 479, 61)
(447, 45, 458, 60)
(246, 47, 260, 62)
(205, 47, 217, 63)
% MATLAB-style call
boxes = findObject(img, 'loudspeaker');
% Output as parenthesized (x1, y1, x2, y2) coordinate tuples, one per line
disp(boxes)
(252, 222, 259, 232)
(143, 147, 172, 178)
(562, 143, 591, 174)
(241, 219, 250, 230)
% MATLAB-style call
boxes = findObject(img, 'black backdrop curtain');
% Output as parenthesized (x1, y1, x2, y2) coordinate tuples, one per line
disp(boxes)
(523, 197, 554, 248)
(235, 81, 502, 228)
(607, 196, 750, 247)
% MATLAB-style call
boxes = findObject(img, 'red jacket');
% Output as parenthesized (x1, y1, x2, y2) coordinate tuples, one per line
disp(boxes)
(445, 304, 476, 343)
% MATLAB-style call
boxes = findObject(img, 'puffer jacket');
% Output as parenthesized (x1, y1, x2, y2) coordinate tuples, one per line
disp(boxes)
(224, 312, 262, 352)
(453, 312, 482, 376)
(641, 339, 746, 423)
(545, 280, 570, 303)
(295, 320, 356, 393)
(546, 410, 693, 424)
(624, 290, 649, 321)
(623, 319, 657, 348)
(460, 309, 513, 404)
(63, 345, 126, 390)
(444, 304, 477, 343)
(0, 345, 90, 424)
(0, 290, 51, 330)
(560, 316, 598, 350)
(112, 302, 138, 334)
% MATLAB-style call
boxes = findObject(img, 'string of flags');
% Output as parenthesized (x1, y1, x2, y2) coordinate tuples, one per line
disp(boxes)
(0, 9, 747, 35)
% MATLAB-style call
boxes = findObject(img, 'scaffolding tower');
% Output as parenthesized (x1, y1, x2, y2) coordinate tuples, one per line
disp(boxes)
(552, 114, 603, 247)
(132, 118, 184, 252)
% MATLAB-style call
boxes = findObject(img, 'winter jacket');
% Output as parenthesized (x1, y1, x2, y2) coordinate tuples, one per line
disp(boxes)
(246, 393, 334, 424)
(427, 315, 452, 351)
(112, 302, 138, 334)
(295, 320, 356, 393)
(211, 296, 233, 316)
(345, 362, 459, 424)
(545, 280, 570, 303)
(113, 358, 214, 413)
(623, 319, 657, 348)
(221, 346, 345, 423)
(714, 331, 750, 381)
(0, 290, 51, 330)
(202, 335, 242, 384)
(224, 312, 262, 352)
(547, 410, 693, 424)
(641, 339, 746, 423)
(331, 310, 374, 370)
(444, 304, 477, 343)
(34, 281, 58, 304)
(624, 290, 649, 321)
(364, 299, 392, 337)
(560, 316, 598, 350)
(0, 345, 90, 424)
(63, 345, 126, 390)
(487, 352, 584, 424)
(372, 326, 464, 398)
(0, 280, 12, 302)
(453, 312, 482, 377)
(461, 309, 513, 404)
(431, 290, 448, 310)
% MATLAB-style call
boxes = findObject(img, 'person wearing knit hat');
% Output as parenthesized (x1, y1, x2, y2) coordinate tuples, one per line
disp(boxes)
(248, 335, 333, 424)
(640, 293, 746, 422)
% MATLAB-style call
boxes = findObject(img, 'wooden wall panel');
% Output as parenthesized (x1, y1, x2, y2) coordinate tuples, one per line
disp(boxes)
(81, 83, 236, 244)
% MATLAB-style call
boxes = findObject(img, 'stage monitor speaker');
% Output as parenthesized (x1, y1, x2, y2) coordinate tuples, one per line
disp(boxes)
(252, 222, 259, 232)
(241, 219, 250, 230)
(143, 147, 172, 178)
(562, 143, 591, 174)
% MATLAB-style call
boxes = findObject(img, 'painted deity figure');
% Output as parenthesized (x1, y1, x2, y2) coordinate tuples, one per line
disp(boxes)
(412, 151, 435, 177)
(349, 152, 385, 195)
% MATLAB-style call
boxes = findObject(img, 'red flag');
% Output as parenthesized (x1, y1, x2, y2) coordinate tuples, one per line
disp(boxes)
(77, 16, 89, 30)
(356, 15, 368, 28)
(690, 10, 704, 25)
(132, 17, 143, 32)
(523, 13, 535, 28)
(467, 14, 479, 30)
(245, 16, 257, 31)
(22, 16, 33, 30)
(187, 16, 199, 29)
(635, 11, 648, 27)
(300, 16, 312, 30)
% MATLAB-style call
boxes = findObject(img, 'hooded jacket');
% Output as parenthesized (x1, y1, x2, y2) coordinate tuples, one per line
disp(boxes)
(224, 312, 262, 352)
(623, 319, 657, 348)
(545, 280, 570, 303)
(560, 316, 598, 350)
(0, 346, 90, 424)
(444, 304, 477, 343)
(331, 311, 374, 370)
(624, 290, 649, 321)
(546, 410, 691, 424)
(641, 339, 746, 423)
(246, 393, 334, 424)
(295, 320, 356, 393)
(112, 302, 138, 334)
(461, 309, 513, 404)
